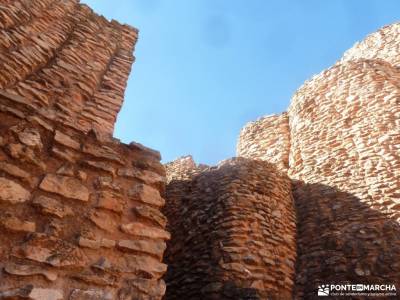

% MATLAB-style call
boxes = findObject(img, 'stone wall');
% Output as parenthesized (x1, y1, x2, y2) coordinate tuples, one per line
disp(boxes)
(341, 23, 400, 67)
(164, 156, 208, 259)
(3, 1, 399, 297)
(235, 23, 400, 299)
(0, 1, 170, 299)
(236, 113, 290, 172)
(164, 158, 296, 299)
(288, 58, 400, 298)
(165, 155, 207, 183)
(0, 0, 137, 136)
(0, 91, 169, 299)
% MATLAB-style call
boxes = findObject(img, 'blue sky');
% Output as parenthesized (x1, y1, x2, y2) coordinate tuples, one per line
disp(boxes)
(82, 0, 400, 165)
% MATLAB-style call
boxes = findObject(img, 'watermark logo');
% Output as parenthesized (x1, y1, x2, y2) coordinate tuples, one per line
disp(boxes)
(317, 285, 330, 296)
(317, 284, 397, 297)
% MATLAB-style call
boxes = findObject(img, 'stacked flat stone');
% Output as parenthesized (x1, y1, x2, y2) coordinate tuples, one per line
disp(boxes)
(0, 1, 169, 299)
(289, 59, 400, 298)
(164, 157, 296, 299)
(237, 113, 290, 172)
(0, 86, 168, 300)
(236, 22, 400, 299)
(164, 156, 208, 266)
(341, 23, 400, 67)
(165, 155, 208, 183)
(0, 0, 137, 136)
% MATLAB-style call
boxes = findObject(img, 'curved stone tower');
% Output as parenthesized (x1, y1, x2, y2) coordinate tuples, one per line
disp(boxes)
(289, 58, 400, 298)
(237, 23, 400, 299)
(341, 22, 400, 67)
(0, 1, 169, 299)
(164, 158, 296, 299)
(237, 112, 290, 172)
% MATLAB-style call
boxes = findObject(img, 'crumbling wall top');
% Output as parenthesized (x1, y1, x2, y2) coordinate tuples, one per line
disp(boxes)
(341, 22, 400, 67)
(165, 155, 208, 183)
(0, 0, 138, 136)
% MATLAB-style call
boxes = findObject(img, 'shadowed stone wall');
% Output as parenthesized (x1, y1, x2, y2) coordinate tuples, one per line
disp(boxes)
(164, 158, 296, 299)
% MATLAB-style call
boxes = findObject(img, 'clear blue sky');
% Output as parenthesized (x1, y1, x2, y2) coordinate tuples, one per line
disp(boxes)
(82, 0, 399, 165)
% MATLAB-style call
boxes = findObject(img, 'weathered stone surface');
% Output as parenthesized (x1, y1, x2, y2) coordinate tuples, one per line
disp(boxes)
(27, 116, 53, 131)
(231, 24, 400, 300)
(101, 238, 116, 248)
(72, 271, 117, 286)
(0, 1, 167, 299)
(128, 183, 165, 207)
(78, 237, 101, 249)
(96, 191, 124, 213)
(131, 279, 166, 297)
(15, 234, 88, 267)
(93, 255, 167, 279)
(69, 289, 113, 300)
(118, 239, 166, 258)
(4, 262, 57, 281)
(165, 155, 207, 182)
(18, 128, 43, 150)
(129, 141, 162, 160)
(7, 143, 46, 170)
(91, 257, 114, 272)
(52, 146, 78, 163)
(54, 130, 80, 150)
(237, 113, 290, 171)
(164, 158, 296, 299)
(341, 22, 400, 67)
(84, 160, 116, 175)
(0, 285, 63, 300)
(56, 164, 75, 177)
(94, 176, 121, 191)
(0, 104, 25, 118)
(0, 285, 33, 298)
(78, 170, 87, 180)
(33, 195, 73, 218)
(119, 279, 166, 299)
(1, 215, 36, 232)
(0, 177, 31, 203)
(120, 222, 170, 240)
(78, 236, 116, 249)
(89, 210, 118, 232)
(39, 174, 89, 201)
(83, 144, 123, 164)
(0, 161, 36, 187)
(119, 168, 165, 186)
(134, 205, 167, 227)
(29, 288, 63, 300)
